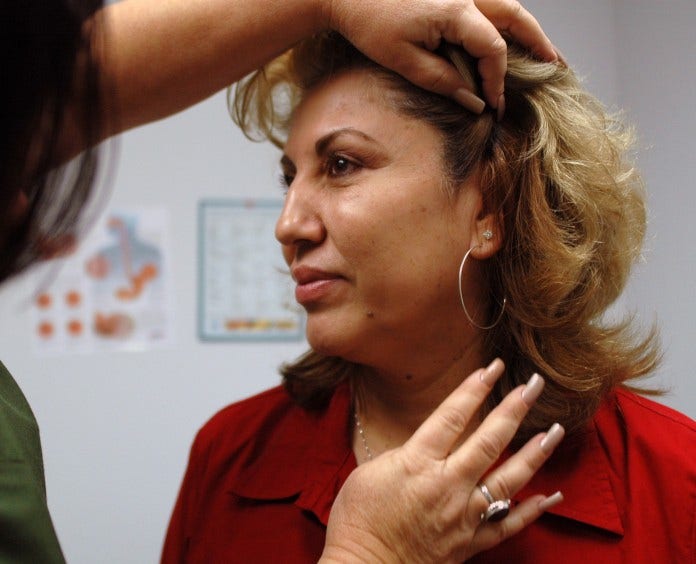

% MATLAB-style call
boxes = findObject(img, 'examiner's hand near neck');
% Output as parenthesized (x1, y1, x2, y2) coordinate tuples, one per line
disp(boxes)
(320, 363, 564, 563)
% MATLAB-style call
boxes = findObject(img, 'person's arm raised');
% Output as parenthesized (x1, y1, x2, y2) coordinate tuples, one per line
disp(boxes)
(92, 0, 555, 139)
(94, 0, 323, 137)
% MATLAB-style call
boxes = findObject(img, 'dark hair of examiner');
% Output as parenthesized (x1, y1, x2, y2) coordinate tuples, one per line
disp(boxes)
(0, 0, 106, 283)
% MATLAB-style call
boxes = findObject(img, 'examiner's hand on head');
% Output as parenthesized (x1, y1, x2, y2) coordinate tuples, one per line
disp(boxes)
(97, 0, 557, 142)
(324, 0, 557, 113)
(320, 360, 564, 563)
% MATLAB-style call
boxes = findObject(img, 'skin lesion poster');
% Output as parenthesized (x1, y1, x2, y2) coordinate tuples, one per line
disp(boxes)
(198, 199, 303, 342)
(31, 208, 174, 353)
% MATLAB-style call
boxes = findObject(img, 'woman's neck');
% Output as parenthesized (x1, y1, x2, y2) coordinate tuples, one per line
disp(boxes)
(351, 340, 487, 462)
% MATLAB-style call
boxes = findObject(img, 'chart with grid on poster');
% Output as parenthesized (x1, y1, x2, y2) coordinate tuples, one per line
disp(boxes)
(198, 199, 304, 341)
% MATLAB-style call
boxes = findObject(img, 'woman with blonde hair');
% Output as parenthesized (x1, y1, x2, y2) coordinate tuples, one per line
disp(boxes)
(163, 32, 695, 562)
(1, 0, 563, 560)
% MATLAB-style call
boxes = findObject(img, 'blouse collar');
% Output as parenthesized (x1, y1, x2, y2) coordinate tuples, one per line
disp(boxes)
(228, 383, 623, 535)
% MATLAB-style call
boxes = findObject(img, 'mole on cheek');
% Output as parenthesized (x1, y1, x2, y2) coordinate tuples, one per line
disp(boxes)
(404, 373, 413, 381)
(366, 311, 375, 318)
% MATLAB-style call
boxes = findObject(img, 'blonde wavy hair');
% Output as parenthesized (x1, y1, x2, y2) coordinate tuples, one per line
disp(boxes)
(230, 32, 660, 441)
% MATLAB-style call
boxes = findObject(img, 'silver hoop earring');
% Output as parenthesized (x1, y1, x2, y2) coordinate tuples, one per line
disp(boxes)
(458, 246, 507, 330)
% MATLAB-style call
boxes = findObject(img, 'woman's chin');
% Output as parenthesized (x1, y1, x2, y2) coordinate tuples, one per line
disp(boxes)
(306, 332, 346, 358)
(305, 324, 358, 360)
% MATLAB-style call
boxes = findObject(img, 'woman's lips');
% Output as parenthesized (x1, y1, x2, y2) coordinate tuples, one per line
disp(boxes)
(292, 266, 343, 304)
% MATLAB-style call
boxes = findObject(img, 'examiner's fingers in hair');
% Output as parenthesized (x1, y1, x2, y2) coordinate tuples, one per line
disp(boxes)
(330, 0, 556, 111)
(440, 0, 508, 108)
(475, 0, 557, 59)
(407, 358, 506, 459)
(392, 43, 486, 113)
(470, 0, 556, 106)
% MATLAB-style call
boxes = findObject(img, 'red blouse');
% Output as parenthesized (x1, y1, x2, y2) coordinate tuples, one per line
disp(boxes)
(161, 383, 695, 563)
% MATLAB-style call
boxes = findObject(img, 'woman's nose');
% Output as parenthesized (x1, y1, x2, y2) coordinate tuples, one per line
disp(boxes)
(275, 184, 326, 247)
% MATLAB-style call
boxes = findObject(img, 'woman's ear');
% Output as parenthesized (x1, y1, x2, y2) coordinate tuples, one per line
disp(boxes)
(462, 176, 503, 260)
(469, 210, 503, 260)
(454, 169, 503, 259)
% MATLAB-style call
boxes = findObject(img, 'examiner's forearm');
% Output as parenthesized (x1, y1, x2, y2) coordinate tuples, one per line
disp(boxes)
(58, 0, 556, 162)
(96, 0, 325, 136)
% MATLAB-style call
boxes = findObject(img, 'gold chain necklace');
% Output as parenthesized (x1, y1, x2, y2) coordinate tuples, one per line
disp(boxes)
(354, 410, 374, 461)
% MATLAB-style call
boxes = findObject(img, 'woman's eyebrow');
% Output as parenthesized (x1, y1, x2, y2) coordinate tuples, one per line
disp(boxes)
(315, 128, 380, 156)
(281, 128, 383, 169)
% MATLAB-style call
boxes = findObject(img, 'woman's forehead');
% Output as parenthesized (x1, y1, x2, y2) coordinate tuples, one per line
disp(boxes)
(287, 70, 417, 141)
(295, 68, 399, 116)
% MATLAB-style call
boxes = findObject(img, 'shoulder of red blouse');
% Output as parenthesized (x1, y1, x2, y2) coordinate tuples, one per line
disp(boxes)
(188, 382, 354, 513)
(512, 387, 695, 562)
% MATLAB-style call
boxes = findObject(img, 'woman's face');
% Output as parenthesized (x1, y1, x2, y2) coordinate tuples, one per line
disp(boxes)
(277, 69, 489, 370)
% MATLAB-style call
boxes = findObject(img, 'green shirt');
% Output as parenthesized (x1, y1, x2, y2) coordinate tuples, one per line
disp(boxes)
(0, 361, 65, 563)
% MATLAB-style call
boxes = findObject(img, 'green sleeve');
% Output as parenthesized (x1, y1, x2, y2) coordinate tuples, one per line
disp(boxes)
(0, 362, 65, 564)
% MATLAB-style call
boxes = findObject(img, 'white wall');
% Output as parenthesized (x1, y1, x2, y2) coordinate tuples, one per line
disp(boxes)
(522, 0, 696, 418)
(611, 0, 696, 417)
(0, 2, 693, 562)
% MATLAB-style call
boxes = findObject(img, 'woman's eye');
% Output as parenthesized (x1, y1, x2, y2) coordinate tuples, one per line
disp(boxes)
(327, 154, 358, 177)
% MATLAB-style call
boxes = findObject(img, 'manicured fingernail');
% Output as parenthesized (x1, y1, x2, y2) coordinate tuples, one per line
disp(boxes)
(454, 88, 486, 114)
(480, 357, 504, 386)
(540, 422, 565, 454)
(496, 93, 506, 122)
(538, 491, 564, 512)
(553, 45, 568, 66)
(521, 373, 544, 405)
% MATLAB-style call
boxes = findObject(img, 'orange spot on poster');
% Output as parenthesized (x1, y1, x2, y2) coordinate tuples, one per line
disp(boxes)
(66, 319, 84, 336)
(37, 321, 55, 339)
